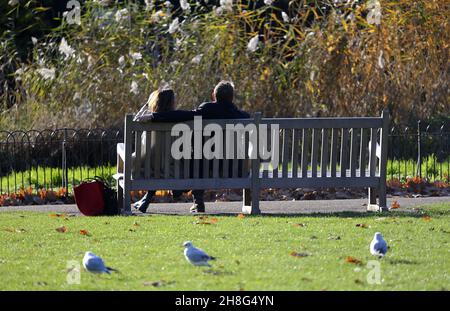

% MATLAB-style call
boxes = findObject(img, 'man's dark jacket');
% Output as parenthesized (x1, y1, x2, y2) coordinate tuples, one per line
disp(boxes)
(146, 101, 251, 179)
(148, 101, 250, 121)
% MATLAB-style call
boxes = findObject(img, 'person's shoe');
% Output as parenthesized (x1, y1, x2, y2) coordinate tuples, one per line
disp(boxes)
(133, 193, 152, 213)
(190, 203, 205, 213)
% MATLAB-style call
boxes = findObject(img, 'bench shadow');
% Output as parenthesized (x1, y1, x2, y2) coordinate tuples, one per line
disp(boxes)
(256, 211, 428, 218)
(145, 210, 432, 218)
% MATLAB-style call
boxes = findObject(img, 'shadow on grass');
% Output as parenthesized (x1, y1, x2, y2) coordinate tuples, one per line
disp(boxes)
(147, 209, 448, 218)
(386, 259, 420, 265)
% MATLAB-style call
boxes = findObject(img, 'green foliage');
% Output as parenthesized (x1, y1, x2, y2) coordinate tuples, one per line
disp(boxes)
(0, 0, 65, 111)
(1, 0, 449, 129)
(0, 0, 60, 59)
(387, 154, 450, 181)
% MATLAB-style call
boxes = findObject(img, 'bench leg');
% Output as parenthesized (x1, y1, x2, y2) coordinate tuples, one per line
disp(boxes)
(378, 182, 388, 211)
(116, 152, 128, 215)
(367, 187, 380, 212)
(118, 158, 132, 215)
(367, 185, 388, 212)
(242, 188, 261, 215)
(243, 188, 251, 206)
(117, 182, 123, 213)
(122, 190, 132, 215)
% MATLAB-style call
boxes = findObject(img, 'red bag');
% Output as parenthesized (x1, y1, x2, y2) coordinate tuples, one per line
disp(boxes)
(74, 180, 105, 216)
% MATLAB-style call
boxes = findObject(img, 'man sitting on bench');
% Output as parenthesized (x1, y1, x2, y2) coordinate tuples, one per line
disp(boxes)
(137, 80, 250, 213)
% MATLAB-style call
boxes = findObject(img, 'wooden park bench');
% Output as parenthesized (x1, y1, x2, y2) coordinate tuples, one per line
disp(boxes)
(116, 110, 389, 214)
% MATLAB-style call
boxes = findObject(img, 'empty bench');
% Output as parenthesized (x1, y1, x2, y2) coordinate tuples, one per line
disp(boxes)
(116, 110, 389, 214)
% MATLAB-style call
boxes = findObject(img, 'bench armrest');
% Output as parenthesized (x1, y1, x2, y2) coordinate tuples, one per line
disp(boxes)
(117, 143, 125, 162)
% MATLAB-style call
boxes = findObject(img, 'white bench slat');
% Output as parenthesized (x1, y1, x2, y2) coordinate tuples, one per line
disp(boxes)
(291, 129, 300, 179)
(154, 131, 162, 178)
(359, 128, 367, 177)
(350, 128, 358, 177)
(311, 128, 319, 178)
(261, 126, 271, 178)
(330, 128, 338, 178)
(301, 129, 310, 178)
(369, 128, 378, 177)
(222, 130, 229, 178)
(174, 150, 180, 179)
(134, 131, 142, 179)
(144, 131, 152, 178)
(164, 131, 171, 179)
(320, 129, 329, 179)
(232, 130, 239, 178)
(282, 129, 290, 178)
(340, 128, 349, 178)
(242, 132, 249, 177)
(272, 129, 280, 179)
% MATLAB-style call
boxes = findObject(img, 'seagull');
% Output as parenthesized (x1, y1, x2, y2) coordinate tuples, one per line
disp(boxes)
(82, 251, 118, 274)
(183, 241, 216, 267)
(370, 232, 388, 258)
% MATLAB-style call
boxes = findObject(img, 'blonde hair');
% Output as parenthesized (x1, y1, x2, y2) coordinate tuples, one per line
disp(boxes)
(147, 89, 175, 113)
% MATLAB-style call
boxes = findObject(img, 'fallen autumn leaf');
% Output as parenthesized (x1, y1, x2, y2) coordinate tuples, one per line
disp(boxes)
(345, 256, 362, 265)
(290, 251, 310, 258)
(55, 226, 67, 233)
(79, 229, 90, 236)
(293, 223, 306, 228)
(356, 223, 369, 228)
(391, 201, 400, 209)
(49, 213, 67, 218)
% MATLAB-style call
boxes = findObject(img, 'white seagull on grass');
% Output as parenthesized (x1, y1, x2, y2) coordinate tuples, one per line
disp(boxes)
(183, 241, 216, 267)
(370, 232, 388, 258)
(82, 251, 118, 274)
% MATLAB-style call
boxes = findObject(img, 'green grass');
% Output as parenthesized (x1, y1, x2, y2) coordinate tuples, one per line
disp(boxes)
(0, 203, 449, 290)
(0, 165, 116, 193)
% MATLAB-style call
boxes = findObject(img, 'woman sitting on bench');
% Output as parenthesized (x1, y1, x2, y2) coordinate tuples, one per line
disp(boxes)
(131, 88, 186, 213)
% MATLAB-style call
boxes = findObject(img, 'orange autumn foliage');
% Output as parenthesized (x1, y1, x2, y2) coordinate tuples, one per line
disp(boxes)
(391, 201, 400, 209)
(79, 229, 90, 236)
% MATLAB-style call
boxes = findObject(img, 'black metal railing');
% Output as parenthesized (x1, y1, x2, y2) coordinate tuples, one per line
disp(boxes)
(0, 121, 448, 195)
(0, 128, 123, 194)
(388, 121, 449, 181)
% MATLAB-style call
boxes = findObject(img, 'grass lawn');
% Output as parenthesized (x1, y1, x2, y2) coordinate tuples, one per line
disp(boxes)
(0, 165, 116, 193)
(0, 203, 449, 291)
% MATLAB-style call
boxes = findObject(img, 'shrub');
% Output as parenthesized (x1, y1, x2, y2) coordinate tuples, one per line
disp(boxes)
(1, 0, 448, 129)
